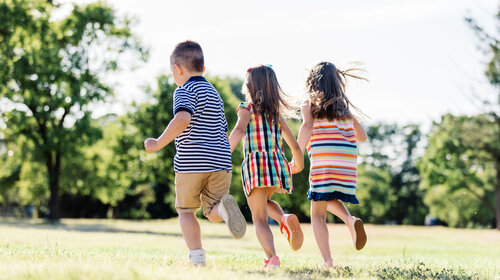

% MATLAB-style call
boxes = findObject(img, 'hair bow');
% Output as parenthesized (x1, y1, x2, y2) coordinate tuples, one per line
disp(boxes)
(247, 64, 273, 72)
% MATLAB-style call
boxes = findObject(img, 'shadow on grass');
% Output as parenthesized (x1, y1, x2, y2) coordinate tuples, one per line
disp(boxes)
(242, 262, 480, 280)
(0, 219, 232, 239)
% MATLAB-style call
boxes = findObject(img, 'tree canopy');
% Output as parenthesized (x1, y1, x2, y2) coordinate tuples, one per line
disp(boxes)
(0, 0, 146, 220)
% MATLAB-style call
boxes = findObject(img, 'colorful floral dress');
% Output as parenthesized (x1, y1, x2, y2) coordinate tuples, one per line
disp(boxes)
(307, 118, 359, 204)
(238, 102, 293, 196)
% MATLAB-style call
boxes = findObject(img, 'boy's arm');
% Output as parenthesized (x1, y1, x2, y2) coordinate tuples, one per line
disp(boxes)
(144, 111, 191, 153)
(297, 100, 313, 153)
(351, 117, 368, 142)
(281, 119, 304, 174)
(228, 108, 250, 153)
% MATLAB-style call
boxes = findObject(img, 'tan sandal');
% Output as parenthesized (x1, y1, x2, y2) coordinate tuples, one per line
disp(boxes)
(351, 217, 367, 250)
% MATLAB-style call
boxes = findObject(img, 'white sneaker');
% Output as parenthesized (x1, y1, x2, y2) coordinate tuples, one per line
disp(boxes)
(188, 249, 206, 266)
(218, 194, 246, 239)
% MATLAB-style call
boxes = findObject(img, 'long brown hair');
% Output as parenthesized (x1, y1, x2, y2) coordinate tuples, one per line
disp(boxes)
(244, 65, 292, 125)
(306, 62, 367, 121)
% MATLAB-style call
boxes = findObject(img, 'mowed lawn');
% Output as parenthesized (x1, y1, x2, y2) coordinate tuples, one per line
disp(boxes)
(0, 218, 499, 280)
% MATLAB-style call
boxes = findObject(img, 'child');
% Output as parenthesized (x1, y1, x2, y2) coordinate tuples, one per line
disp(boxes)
(229, 65, 304, 268)
(296, 61, 368, 267)
(144, 40, 246, 266)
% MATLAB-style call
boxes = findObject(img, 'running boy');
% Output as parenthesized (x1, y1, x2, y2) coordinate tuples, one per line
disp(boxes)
(144, 40, 246, 266)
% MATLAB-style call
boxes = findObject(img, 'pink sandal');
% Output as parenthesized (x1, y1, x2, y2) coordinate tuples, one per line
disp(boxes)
(263, 256, 280, 268)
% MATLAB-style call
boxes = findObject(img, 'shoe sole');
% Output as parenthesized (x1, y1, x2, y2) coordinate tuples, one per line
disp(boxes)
(221, 195, 246, 239)
(354, 219, 367, 250)
(285, 214, 303, 251)
(263, 263, 280, 269)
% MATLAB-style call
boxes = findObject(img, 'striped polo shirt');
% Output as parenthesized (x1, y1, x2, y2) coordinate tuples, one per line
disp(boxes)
(173, 76, 232, 173)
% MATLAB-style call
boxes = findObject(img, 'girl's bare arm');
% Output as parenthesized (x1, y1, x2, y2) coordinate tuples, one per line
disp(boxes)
(228, 108, 251, 153)
(352, 117, 368, 142)
(282, 118, 304, 173)
(297, 100, 314, 153)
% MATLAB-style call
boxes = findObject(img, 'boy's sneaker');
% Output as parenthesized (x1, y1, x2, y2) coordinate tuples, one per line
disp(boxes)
(351, 217, 367, 250)
(188, 249, 206, 266)
(218, 194, 246, 239)
(280, 214, 303, 251)
(263, 256, 280, 268)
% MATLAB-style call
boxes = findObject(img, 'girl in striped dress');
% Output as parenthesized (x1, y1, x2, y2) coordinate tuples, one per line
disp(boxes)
(296, 62, 368, 267)
(229, 65, 304, 268)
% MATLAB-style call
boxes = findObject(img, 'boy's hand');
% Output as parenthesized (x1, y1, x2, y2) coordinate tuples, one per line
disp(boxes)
(290, 159, 303, 174)
(144, 138, 159, 153)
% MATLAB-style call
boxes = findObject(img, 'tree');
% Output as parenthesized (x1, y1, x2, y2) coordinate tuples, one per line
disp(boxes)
(465, 9, 500, 229)
(358, 123, 426, 225)
(0, 0, 146, 220)
(350, 163, 394, 224)
(419, 114, 497, 228)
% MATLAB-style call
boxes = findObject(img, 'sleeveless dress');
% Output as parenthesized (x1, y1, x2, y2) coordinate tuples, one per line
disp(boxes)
(307, 118, 359, 204)
(238, 102, 293, 197)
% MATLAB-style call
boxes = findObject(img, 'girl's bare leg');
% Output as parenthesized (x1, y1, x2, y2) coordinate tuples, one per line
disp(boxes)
(326, 199, 356, 225)
(327, 199, 366, 250)
(247, 187, 277, 259)
(311, 200, 333, 266)
(266, 189, 284, 224)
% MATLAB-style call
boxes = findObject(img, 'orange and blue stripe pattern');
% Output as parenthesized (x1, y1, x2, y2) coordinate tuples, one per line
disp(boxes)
(307, 118, 359, 204)
(238, 102, 293, 197)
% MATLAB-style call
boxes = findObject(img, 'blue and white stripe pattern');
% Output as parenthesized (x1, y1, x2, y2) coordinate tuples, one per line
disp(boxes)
(173, 76, 232, 173)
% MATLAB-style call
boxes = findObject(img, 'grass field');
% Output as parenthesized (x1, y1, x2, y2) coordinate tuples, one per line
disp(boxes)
(0, 218, 499, 280)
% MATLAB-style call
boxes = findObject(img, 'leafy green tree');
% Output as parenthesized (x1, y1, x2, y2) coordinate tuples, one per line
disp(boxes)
(388, 125, 426, 225)
(464, 9, 500, 229)
(0, 0, 146, 220)
(350, 163, 394, 223)
(419, 114, 497, 228)
(359, 123, 426, 225)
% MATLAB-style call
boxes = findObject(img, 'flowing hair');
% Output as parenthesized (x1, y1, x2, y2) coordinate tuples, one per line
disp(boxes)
(306, 62, 367, 121)
(243, 65, 293, 125)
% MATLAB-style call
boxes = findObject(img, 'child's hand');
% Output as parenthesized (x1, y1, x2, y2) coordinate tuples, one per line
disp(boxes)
(290, 159, 303, 174)
(144, 138, 159, 153)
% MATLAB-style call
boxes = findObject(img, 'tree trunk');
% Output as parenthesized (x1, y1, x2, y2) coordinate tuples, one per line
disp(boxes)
(496, 118, 500, 230)
(496, 166, 500, 230)
(47, 151, 62, 222)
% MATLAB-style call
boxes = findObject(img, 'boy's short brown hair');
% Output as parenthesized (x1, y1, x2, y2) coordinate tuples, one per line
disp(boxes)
(170, 40, 204, 72)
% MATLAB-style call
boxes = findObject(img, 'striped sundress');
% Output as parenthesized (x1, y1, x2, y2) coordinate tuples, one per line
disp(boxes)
(238, 102, 293, 197)
(307, 118, 359, 204)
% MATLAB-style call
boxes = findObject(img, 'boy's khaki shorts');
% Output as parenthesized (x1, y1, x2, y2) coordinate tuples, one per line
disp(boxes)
(175, 170, 232, 216)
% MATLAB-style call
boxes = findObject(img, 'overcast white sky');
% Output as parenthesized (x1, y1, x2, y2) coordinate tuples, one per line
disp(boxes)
(62, 0, 498, 126)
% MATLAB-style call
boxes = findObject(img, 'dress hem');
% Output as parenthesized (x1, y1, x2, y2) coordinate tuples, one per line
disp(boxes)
(244, 185, 293, 197)
(307, 190, 359, 204)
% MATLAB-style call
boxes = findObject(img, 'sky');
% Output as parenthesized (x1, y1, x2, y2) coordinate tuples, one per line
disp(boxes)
(61, 0, 497, 126)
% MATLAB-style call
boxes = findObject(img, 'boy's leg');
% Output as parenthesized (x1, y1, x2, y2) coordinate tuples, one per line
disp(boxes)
(179, 211, 202, 249)
(202, 171, 246, 239)
(205, 204, 223, 223)
(311, 200, 333, 266)
(175, 172, 207, 264)
(203, 170, 230, 223)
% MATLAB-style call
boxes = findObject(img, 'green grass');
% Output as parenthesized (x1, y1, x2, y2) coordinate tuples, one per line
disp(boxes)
(0, 218, 499, 279)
